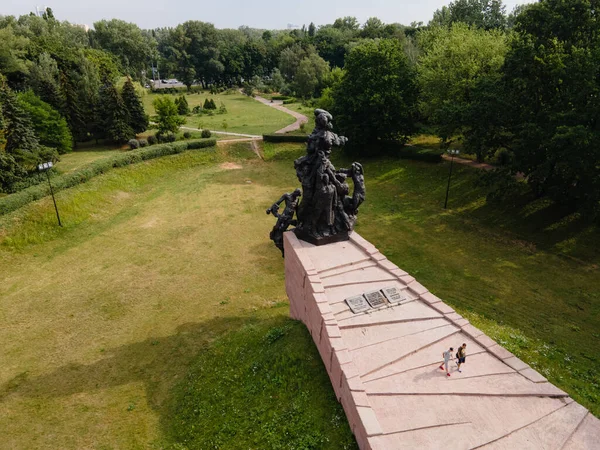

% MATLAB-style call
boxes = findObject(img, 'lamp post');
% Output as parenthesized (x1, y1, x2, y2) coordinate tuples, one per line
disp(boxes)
(444, 149, 460, 209)
(38, 161, 62, 227)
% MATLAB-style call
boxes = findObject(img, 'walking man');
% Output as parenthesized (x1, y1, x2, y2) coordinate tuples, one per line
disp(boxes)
(456, 343, 467, 373)
(439, 347, 454, 377)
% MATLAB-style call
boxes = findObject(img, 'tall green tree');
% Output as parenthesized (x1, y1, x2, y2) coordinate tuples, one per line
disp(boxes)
(18, 90, 72, 154)
(503, 0, 600, 214)
(431, 0, 507, 29)
(417, 23, 508, 161)
(152, 96, 185, 135)
(97, 82, 134, 143)
(91, 19, 157, 78)
(121, 77, 148, 134)
(331, 39, 418, 150)
(0, 75, 40, 166)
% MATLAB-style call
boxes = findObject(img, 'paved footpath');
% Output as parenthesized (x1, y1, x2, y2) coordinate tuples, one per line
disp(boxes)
(249, 94, 308, 134)
(284, 231, 600, 449)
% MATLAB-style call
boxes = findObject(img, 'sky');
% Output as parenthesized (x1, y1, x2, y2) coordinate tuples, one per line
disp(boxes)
(2, 0, 534, 30)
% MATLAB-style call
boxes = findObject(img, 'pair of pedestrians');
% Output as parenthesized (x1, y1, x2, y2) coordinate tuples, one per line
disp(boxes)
(439, 343, 467, 376)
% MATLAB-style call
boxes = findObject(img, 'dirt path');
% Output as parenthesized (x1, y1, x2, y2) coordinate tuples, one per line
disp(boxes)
(249, 94, 308, 134)
(441, 153, 494, 170)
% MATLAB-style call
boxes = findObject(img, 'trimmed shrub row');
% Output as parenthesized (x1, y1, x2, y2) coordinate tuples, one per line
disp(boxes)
(262, 134, 308, 143)
(0, 138, 217, 216)
(271, 95, 289, 100)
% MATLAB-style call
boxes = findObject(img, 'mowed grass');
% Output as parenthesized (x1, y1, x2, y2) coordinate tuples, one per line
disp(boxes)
(0, 143, 355, 449)
(0, 139, 598, 449)
(143, 91, 295, 135)
(56, 143, 125, 173)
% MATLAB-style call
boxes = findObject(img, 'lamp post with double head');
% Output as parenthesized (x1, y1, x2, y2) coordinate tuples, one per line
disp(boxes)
(444, 149, 460, 209)
(38, 161, 62, 227)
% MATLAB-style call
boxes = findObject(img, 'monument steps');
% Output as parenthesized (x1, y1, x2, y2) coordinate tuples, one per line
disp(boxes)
(283, 231, 598, 449)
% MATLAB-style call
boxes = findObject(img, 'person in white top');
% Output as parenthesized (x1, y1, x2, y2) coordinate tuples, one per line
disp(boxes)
(439, 347, 454, 377)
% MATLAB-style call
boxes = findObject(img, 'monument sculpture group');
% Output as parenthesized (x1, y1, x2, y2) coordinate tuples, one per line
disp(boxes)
(267, 109, 366, 254)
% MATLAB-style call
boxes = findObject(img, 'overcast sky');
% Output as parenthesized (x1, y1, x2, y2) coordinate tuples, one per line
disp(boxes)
(2, 0, 534, 30)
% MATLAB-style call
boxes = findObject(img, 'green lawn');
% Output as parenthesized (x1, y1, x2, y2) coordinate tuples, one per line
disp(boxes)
(56, 143, 125, 173)
(0, 140, 598, 448)
(143, 91, 295, 135)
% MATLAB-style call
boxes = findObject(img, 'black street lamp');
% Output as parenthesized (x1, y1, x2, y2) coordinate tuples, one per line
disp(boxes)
(38, 161, 62, 227)
(444, 149, 460, 209)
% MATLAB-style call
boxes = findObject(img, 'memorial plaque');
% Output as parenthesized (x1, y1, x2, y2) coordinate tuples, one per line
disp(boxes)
(381, 286, 407, 304)
(345, 295, 371, 314)
(364, 290, 388, 308)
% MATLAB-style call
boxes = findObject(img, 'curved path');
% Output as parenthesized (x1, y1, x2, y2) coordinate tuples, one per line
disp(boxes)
(249, 94, 309, 134)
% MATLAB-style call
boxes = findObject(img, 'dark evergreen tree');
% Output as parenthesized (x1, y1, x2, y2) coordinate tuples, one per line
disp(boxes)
(98, 82, 134, 143)
(175, 94, 190, 115)
(59, 71, 87, 142)
(122, 77, 148, 133)
(308, 22, 316, 37)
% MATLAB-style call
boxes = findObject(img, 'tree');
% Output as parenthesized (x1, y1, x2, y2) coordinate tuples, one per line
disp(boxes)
(18, 90, 72, 154)
(91, 19, 157, 78)
(269, 68, 285, 92)
(430, 0, 507, 30)
(333, 16, 360, 31)
(361, 17, 385, 39)
(331, 39, 418, 150)
(27, 53, 64, 113)
(0, 26, 30, 82)
(97, 82, 134, 143)
(0, 75, 41, 166)
(308, 22, 316, 37)
(152, 96, 185, 135)
(60, 71, 87, 142)
(294, 53, 330, 99)
(417, 23, 508, 161)
(502, 0, 600, 214)
(122, 78, 149, 133)
(175, 94, 190, 115)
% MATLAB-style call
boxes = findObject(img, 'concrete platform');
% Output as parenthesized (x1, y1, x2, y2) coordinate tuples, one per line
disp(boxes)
(284, 231, 600, 449)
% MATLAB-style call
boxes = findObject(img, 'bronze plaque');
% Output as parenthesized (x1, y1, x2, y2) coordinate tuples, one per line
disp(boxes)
(345, 295, 371, 314)
(381, 286, 407, 304)
(364, 290, 388, 308)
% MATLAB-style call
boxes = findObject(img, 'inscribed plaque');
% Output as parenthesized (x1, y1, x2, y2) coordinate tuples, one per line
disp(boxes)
(345, 295, 371, 314)
(364, 290, 388, 308)
(381, 286, 407, 304)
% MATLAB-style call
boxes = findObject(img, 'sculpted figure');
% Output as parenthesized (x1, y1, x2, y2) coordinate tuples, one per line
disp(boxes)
(266, 188, 302, 255)
(267, 109, 365, 252)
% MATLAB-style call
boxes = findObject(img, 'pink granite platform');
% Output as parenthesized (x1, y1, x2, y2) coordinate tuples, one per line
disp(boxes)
(284, 231, 600, 449)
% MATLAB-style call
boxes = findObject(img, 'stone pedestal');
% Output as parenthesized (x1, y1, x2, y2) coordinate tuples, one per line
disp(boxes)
(284, 231, 600, 450)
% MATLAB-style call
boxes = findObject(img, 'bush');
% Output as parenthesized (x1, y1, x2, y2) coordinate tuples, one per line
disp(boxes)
(0, 139, 218, 215)
(183, 131, 192, 139)
(282, 99, 297, 105)
(128, 139, 140, 149)
(147, 135, 158, 145)
(203, 98, 217, 110)
(201, 129, 212, 138)
(192, 105, 202, 114)
(187, 138, 217, 149)
(139, 138, 148, 147)
(271, 95, 289, 101)
(157, 132, 177, 143)
(494, 148, 513, 166)
(262, 134, 309, 143)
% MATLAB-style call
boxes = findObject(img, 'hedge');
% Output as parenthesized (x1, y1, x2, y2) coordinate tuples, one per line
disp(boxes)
(271, 95, 289, 100)
(0, 138, 217, 216)
(263, 134, 308, 143)
(395, 146, 443, 163)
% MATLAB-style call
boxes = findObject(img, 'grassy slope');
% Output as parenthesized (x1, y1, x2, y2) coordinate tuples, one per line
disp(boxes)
(0, 140, 598, 448)
(143, 91, 295, 135)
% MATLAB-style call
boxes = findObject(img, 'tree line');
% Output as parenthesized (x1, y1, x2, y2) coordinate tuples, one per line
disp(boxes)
(1, 0, 599, 217)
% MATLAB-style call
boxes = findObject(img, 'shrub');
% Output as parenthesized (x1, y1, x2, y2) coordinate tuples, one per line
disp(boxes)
(262, 134, 309, 143)
(187, 138, 217, 149)
(201, 129, 212, 138)
(203, 98, 217, 110)
(128, 139, 140, 149)
(272, 95, 289, 101)
(494, 148, 513, 166)
(183, 131, 192, 139)
(175, 95, 190, 115)
(147, 135, 158, 145)
(192, 105, 202, 114)
(163, 133, 176, 143)
(282, 99, 297, 105)
(139, 138, 148, 147)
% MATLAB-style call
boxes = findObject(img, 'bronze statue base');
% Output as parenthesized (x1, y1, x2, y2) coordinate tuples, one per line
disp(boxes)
(293, 228, 350, 246)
